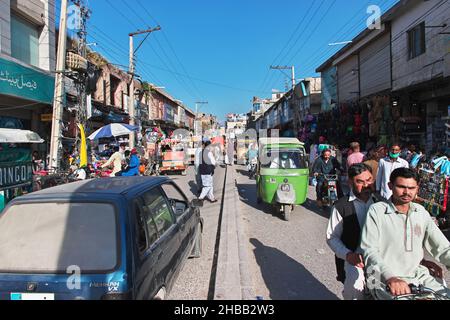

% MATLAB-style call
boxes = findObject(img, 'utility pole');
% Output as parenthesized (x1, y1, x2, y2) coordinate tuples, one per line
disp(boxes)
(73, 0, 90, 148)
(128, 26, 161, 148)
(270, 65, 296, 90)
(195, 101, 208, 136)
(270, 65, 300, 139)
(49, 0, 68, 170)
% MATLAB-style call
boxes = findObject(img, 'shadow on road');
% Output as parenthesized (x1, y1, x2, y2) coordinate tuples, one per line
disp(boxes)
(236, 181, 331, 220)
(250, 238, 339, 300)
(236, 168, 252, 178)
(301, 198, 331, 219)
(236, 182, 283, 220)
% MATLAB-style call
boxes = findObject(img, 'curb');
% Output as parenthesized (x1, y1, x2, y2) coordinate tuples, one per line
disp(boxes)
(214, 167, 255, 300)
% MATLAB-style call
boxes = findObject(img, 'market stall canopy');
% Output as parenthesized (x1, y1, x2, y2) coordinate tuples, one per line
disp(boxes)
(0, 129, 44, 144)
(88, 123, 139, 140)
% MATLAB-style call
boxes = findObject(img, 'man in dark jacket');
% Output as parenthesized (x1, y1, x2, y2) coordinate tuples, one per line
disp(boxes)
(198, 141, 217, 203)
(312, 149, 343, 206)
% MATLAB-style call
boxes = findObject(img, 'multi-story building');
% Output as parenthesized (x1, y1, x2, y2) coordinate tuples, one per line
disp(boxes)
(315, 0, 449, 151)
(0, 0, 56, 152)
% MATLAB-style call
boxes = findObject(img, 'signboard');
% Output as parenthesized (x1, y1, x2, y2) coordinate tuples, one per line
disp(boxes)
(163, 103, 174, 123)
(41, 113, 53, 122)
(0, 162, 33, 190)
(0, 57, 55, 104)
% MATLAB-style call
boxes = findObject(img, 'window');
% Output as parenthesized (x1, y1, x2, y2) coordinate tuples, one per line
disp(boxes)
(160, 183, 189, 217)
(261, 149, 307, 169)
(408, 22, 426, 59)
(0, 202, 118, 273)
(11, 14, 40, 67)
(142, 189, 175, 235)
(134, 199, 158, 254)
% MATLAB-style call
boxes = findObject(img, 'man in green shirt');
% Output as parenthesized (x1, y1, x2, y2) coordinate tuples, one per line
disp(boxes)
(361, 168, 450, 299)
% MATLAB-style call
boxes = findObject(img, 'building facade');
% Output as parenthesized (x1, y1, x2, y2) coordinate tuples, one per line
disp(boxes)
(0, 0, 56, 154)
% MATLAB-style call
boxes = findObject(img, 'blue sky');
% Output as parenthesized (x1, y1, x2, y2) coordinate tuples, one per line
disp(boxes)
(60, 0, 399, 121)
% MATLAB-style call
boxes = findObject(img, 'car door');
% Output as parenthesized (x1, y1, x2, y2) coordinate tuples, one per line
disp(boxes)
(141, 187, 180, 298)
(132, 197, 160, 300)
(159, 183, 196, 263)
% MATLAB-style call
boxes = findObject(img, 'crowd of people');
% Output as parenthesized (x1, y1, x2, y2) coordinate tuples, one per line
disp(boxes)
(310, 138, 450, 300)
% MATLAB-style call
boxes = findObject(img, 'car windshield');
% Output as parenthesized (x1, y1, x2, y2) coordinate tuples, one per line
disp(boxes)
(261, 149, 307, 169)
(0, 202, 118, 273)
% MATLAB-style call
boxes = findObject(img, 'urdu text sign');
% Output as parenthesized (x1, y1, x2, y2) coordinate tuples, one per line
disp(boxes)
(0, 57, 55, 104)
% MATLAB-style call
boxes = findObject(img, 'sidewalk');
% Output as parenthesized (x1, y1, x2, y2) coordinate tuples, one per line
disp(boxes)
(214, 166, 255, 300)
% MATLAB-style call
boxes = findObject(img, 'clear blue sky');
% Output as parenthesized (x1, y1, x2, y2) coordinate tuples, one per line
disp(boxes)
(60, 0, 399, 121)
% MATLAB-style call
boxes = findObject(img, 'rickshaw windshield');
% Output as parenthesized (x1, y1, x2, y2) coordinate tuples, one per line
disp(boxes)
(261, 148, 307, 169)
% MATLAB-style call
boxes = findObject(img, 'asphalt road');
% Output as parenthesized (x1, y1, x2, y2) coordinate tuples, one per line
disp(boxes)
(166, 164, 450, 300)
(234, 165, 450, 300)
(167, 164, 226, 300)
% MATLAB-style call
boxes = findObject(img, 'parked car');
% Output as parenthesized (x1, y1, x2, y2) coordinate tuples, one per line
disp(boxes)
(0, 176, 203, 300)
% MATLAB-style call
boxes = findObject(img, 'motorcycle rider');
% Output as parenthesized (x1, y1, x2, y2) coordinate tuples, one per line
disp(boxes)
(247, 144, 259, 172)
(313, 149, 343, 207)
(326, 163, 383, 300)
(361, 168, 450, 299)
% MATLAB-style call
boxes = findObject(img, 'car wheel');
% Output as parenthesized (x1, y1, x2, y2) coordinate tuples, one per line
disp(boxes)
(153, 287, 166, 300)
(190, 223, 202, 258)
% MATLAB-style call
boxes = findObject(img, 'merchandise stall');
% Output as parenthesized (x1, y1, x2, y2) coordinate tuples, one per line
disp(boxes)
(414, 156, 450, 230)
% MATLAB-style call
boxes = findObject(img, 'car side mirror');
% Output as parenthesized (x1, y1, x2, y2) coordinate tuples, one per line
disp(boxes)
(191, 199, 204, 208)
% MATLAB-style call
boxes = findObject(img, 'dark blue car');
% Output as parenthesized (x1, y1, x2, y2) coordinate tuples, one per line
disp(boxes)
(0, 176, 203, 300)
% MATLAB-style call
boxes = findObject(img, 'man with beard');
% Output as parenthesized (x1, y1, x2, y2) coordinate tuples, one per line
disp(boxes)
(361, 168, 450, 299)
(326, 163, 383, 300)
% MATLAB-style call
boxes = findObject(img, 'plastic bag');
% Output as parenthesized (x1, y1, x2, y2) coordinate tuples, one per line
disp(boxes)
(311, 177, 318, 187)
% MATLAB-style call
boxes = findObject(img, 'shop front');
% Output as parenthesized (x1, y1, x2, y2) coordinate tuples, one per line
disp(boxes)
(0, 56, 55, 159)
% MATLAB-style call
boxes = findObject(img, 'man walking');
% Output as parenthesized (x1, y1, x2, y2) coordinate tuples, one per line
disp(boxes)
(194, 140, 205, 196)
(376, 142, 409, 200)
(326, 163, 382, 300)
(198, 141, 218, 203)
(346, 142, 365, 169)
(361, 168, 450, 299)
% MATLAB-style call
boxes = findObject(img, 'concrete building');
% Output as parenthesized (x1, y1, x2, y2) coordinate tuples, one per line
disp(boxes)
(315, 0, 450, 152)
(0, 0, 56, 153)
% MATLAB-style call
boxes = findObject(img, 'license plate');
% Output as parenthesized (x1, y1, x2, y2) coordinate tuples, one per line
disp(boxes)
(329, 182, 336, 186)
(11, 293, 55, 300)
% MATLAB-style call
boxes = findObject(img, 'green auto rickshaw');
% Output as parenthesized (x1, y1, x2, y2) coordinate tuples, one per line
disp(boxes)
(256, 138, 309, 221)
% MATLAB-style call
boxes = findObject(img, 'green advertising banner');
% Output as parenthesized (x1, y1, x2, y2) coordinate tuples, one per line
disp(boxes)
(0, 147, 31, 163)
(0, 57, 55, 104)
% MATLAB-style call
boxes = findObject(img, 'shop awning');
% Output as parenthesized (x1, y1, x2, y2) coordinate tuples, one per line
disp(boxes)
(0, 128, 44, 144)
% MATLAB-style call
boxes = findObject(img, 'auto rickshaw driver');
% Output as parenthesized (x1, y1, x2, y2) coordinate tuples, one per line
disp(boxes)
(270, 151, 297, 169)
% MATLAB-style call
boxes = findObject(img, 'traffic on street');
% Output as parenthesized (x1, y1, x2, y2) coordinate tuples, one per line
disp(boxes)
(0, 0, 450, 306)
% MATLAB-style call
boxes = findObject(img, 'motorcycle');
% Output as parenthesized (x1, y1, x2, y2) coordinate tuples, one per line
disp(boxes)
(247, 158, 257, 179)
(319, 174, 339, 209)
(369, 282, 450, 300)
